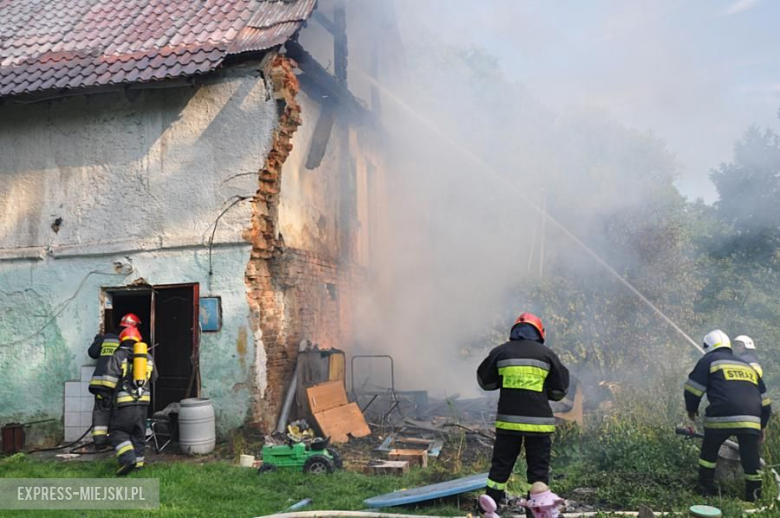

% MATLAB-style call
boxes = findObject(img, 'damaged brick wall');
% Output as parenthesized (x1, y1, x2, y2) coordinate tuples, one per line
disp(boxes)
(244, 54, 366, 432)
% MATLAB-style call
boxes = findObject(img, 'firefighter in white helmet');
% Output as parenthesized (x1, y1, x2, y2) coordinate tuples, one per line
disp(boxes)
(684, 330, 772, 501)
(734, 335, 763, 378)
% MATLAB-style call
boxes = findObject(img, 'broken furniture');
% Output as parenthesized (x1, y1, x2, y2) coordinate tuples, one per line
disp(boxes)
(363, 472, 489, 508)
(349, 354, 403, 425)
(306, 381, 370, 443)
(146, 402, 179, 453)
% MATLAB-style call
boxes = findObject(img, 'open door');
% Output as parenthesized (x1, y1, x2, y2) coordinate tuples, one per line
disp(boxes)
(152, 284, 199, 413)
(102, 283, 200, 414)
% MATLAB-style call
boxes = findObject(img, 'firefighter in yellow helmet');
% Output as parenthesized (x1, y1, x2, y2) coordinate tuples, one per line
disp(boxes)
(684, 330, 772, 501)
(105, 326, 157, 476)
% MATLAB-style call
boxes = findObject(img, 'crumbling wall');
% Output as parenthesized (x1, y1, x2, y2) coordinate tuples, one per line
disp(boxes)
(244, 55, 303, 430)
(244, 56, 371, 430)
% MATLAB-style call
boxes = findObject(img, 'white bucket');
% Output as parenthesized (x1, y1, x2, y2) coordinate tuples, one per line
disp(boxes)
(239, 454, 255, 468)
(178, 398, 216, 455)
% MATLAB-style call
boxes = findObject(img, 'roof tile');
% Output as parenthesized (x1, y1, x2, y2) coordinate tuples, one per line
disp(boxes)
(0, 0, 316, 98)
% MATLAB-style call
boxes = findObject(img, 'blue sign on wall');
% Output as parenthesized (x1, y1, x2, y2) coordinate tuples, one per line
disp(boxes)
(199, 297, 222, 332)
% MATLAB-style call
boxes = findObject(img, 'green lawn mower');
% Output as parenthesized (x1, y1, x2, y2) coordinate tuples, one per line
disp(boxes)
(258, 436, 343, 475)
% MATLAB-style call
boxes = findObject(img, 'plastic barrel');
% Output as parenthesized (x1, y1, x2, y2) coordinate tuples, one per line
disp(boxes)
(178, 398, 215, 455)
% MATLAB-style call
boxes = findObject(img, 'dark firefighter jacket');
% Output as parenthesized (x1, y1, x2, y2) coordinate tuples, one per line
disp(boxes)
(477, 338, 570, 434)
(739, 351, 763, 378)
(105, 341, 158, 408)
(684, 347, 771, 435)
(87, 333, 121, 395)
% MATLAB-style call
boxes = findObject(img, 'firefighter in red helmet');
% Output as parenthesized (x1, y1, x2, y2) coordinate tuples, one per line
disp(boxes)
(119, 313, 141, 328)
(105, 326, 157, 475)
(87, 313, 141, 450)
(477, 312, 570, 510)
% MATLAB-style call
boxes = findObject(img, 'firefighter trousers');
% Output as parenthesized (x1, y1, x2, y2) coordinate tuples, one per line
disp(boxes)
(91, 394, 112, 448)
(486, 432, 551, 501)
(110, 405, 148, 470)
(698, 429, 762, 502)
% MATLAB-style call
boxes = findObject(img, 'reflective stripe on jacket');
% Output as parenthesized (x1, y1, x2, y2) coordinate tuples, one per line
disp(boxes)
(684, 348, 771, 434)
(477, 338, 570, 434)
(88, 334, 120, 395)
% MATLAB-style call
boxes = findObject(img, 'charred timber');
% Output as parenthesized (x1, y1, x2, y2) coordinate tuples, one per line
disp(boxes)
(284, 40, 372, 126)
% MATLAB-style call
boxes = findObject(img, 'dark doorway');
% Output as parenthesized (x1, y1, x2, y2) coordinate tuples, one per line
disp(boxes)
(153, 285, 199, 413)
(104, 288, 152, 343)
(102, 284, 200, 413)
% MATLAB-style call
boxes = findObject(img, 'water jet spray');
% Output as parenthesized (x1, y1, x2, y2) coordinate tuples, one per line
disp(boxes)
(360, 71, 704, 355)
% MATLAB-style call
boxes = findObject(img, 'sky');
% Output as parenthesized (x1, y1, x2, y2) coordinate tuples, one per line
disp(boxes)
(395, 0, 780, 202)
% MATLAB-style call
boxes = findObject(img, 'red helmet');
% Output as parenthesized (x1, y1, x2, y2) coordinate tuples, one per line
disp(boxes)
(513, 312, 545, 340)
(119, 326, 142, 342)
(120, 313, 141, 328)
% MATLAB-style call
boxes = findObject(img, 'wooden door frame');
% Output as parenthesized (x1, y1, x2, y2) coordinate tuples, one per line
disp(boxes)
(100, 283, 201, 399)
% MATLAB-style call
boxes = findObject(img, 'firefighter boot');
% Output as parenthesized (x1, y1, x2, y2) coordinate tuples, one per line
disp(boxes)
(697, 466, 717, 497)
(116, 462, 135, 477)
(745, 480, 762, 503)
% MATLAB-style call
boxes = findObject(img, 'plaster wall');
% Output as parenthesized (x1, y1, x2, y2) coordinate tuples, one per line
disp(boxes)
(0, 74, 275, 253)
(278, 92, 385, 268)
(0, 74, 277, 437)
(278, 93, 343, 259)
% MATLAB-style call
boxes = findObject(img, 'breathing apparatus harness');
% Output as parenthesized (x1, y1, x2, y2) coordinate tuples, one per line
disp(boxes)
(121, 341, 150, 400)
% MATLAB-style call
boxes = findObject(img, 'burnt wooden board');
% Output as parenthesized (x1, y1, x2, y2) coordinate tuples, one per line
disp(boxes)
(307, 381, 370, 443)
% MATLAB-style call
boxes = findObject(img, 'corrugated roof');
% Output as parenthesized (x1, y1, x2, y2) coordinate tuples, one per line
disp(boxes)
(0, 0, 316, 99)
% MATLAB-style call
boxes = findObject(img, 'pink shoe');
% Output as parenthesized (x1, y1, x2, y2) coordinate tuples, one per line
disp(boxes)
(479, 494, 500, 518)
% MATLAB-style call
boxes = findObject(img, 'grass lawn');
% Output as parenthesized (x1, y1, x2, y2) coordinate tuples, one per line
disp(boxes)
(5, 380, 780, 517)
(0, 454, 475, 517)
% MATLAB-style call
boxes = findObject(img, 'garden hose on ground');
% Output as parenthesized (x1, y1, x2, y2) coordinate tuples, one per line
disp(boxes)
(24, 425, 94, 453)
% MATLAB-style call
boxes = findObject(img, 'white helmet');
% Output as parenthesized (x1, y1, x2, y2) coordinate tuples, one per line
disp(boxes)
(733, 335, 755, 350)
(702, 329, 731, 353)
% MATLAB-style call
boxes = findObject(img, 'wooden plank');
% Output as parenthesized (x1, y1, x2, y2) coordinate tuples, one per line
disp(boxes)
(307, 380, 349, 415)
(389, 449, 428, 468)
(365, 460, 409, 475)
(554, 384, 584, 426)
(313, 402, 371, 443)
(328, 353, 345, 382)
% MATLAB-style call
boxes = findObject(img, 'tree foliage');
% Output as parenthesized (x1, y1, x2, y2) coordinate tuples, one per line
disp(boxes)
(711, 126, 780, 262)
